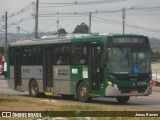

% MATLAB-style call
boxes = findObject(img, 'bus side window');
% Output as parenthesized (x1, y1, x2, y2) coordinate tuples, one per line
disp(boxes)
(71, 44, 88, 65)
(55, 45, 70, 65)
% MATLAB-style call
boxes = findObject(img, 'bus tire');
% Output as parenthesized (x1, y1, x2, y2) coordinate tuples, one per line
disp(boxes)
(29, 80, 40, 97)
(77, 82, 91, 102)
(116, 96, 130, 103)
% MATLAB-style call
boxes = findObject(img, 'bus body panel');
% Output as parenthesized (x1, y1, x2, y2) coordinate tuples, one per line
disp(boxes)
(70, 65, 89, 95)
(53, 65, 71, 94)
(8, 65, 43, 92)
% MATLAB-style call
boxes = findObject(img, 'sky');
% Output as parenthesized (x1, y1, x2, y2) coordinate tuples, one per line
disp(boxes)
(0, 0, 160, 39)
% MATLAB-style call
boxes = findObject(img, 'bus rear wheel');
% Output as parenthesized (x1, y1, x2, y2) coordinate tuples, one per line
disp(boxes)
(116, 96, 130, 103)
(29, 80, 40, 97)
(77, 82, 91, 102)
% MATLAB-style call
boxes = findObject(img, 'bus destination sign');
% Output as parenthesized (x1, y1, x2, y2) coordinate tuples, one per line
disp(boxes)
(113, 37, 145, 44)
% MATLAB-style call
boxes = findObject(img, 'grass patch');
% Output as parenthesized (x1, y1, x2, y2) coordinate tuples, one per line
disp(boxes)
(60, 104, 129, 111)
(18, 99, 33, 104)
(0, 94, 33, 106)
(0, 98, 18, 102)
(67, 117, 158, 120)
(0, 98, 18, 105)
(61, 104, 103, 111)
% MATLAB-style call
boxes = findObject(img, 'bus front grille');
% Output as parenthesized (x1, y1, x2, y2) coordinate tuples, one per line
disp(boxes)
(110, 73, 151, 82)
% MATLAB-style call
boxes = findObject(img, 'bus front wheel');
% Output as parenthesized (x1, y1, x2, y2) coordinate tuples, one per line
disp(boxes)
(116, 96, 130, 103)
(77, 82, 91, 102)
(29, 80, 40, 97)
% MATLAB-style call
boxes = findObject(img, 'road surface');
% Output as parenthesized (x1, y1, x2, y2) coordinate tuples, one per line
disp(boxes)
(0, 79, 160, 111)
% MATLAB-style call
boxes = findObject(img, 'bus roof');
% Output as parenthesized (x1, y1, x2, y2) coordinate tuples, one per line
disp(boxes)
(9, 34, 147, 47)
(9, 35, 105, 47)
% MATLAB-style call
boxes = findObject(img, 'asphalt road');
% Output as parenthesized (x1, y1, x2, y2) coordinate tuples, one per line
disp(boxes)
(0, 79, 160, 111)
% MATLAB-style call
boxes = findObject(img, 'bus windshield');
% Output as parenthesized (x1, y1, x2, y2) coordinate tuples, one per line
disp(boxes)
(107, 47, 151, 74)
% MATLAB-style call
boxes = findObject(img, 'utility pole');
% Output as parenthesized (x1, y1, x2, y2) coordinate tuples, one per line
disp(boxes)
(89, 12, 92, 34)
(17, 26, 20, 41)
(35, 0, 39, 39)
(5, 11, 7, 61)
(57, 18, 59, 35)
(122, 7, 126, 34)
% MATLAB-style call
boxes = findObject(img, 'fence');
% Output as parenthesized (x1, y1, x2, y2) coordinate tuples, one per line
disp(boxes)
(152, 62, 160, 86)
(152, 70, 160, 82)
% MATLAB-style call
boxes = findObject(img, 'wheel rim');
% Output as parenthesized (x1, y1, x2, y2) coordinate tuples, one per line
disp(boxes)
(31, 84, 37, 95)
(80, 86, 87, 98)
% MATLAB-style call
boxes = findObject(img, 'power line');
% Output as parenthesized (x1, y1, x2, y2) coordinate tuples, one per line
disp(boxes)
(40, 22, 57, 32)
(38, 7, 130, 16)
(2, 1, 160, 39)
(38, 5, 160, 17)
(126, 24, 160, 33)
(134, 1, 160, 8)
(133, 6, 160, 11)
(8, 3, 32, 19)
(0, 17, 4, 24)
(93, 16, 122, 26)
(38, 4, 160, 17)
(92, 15, 160, 33)
(0, 26, 16, 38)
(16, 26, 31, 34)
(39, 16, 88, 21)
(39, 0, 127, 7)
(8, 16, 33, 27)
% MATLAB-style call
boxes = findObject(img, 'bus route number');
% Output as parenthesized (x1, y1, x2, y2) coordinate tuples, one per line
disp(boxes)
(23, 69, 30, 73)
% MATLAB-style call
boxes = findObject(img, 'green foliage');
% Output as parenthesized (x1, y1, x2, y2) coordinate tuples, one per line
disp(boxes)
(58, 28, 68, 34)
(154, 51, 160, 58)
(73, 23, 89, 34)
(151, 50, 160, 59)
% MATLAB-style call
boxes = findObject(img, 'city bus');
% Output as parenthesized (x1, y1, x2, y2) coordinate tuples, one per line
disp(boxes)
(7, 34, 152, 103)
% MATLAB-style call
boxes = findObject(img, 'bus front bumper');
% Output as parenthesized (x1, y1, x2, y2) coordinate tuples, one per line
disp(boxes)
(105, 85, 152, 97)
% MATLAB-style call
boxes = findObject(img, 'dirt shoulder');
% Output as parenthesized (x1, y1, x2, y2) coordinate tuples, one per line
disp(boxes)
(0, 93, 144, 112)
(152, 86, 160, 93)
(1, 94, 159, 120)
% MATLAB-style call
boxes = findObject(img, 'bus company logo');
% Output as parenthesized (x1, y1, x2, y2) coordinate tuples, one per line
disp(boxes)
(2, 112, 11, 117)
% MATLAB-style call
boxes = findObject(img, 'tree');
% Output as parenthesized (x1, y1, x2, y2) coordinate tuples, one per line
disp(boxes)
(58, 28, 68, 34)
(73, 23, 89, 34)
(155, 51, 160, 59)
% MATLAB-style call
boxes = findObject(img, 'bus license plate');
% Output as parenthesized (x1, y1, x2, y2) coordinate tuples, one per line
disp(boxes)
(130, 90, 138, 94)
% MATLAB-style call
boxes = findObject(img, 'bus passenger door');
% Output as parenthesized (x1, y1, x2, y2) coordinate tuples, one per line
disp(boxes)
(43, 47, 54, 92)
(14, 49, 22, 90)
(90, 42, 102, 91)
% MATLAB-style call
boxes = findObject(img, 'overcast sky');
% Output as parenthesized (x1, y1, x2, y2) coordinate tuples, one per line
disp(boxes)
(0, 0, 160, 38)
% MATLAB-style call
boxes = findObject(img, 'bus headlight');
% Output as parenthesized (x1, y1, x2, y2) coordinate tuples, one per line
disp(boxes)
(108, 81, 112, 85)
(107, 81, 118, 89)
